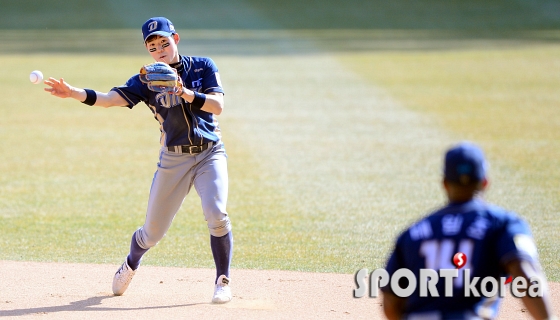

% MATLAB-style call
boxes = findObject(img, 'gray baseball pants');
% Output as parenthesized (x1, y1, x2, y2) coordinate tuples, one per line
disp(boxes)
(135, 141, 231, 249)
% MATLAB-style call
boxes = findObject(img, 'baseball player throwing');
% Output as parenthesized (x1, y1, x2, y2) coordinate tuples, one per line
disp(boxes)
(381, 142, 556, 319)
(44, 17, 233, 303)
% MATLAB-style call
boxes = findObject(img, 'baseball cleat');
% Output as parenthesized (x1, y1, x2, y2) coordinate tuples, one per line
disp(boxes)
(212, 275, 232, 304)
(112, 260, 136, 296)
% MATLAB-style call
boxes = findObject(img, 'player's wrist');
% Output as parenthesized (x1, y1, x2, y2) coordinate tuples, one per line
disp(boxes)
(68, 86, 84, 101)
(81, 89, 97, 106)
(175, 86, 185, 97)
(190, 91, 206, 109)
(66, 86, 74, 98)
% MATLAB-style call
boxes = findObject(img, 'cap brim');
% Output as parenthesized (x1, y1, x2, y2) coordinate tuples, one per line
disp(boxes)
(144, 31, 173, 43)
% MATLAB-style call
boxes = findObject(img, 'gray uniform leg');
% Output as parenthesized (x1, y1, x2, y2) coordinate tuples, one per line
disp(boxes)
(136, 142, 231, 250)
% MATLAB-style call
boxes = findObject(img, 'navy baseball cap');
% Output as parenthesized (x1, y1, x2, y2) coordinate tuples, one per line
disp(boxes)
(444, 142, 487, 185)
(142, 17, 176, 43)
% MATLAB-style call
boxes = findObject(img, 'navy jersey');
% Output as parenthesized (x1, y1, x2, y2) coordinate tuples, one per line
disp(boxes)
(382, 198, 538, 319)
(111, 55, 224, 147)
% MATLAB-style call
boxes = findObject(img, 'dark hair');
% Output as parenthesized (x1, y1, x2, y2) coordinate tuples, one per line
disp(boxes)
(145, 33, 175, 43)
(444, 178, 485, 202)
(145, 34, 162, 43)
(444, 178, 482, 190)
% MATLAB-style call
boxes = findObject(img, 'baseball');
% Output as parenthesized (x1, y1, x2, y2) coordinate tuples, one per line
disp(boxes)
(30, 70, 43, 84)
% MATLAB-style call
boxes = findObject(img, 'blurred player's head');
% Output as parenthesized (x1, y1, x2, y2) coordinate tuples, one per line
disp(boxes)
(443, 141, 488, 202)
(142, 17, 180, 64)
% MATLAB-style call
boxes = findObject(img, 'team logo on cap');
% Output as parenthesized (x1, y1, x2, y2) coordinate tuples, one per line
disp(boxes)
(148, 21, 158, 32)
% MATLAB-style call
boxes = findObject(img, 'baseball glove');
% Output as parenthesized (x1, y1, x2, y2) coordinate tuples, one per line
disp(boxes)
(139, 62, 182, 94)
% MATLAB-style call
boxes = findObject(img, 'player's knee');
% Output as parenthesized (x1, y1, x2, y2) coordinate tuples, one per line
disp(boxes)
(136, 227, 163, 249)
(202, 202, 231, 237)
(207, 215, 231, 237)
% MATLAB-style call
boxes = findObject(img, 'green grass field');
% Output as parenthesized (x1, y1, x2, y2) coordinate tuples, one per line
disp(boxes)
(1, 0, 559, 280)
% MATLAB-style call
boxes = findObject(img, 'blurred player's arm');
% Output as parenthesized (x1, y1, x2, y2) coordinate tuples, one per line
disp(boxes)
(382, 290, 406, 320)
(505, 259, 557, 320)
(44, 77, 127, 108)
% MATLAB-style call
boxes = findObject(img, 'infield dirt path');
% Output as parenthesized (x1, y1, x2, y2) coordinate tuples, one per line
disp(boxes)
(0, 261, 557, 319)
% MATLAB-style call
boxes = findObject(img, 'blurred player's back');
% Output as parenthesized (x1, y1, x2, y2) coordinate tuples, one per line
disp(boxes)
(387, 198, 535, 318)
(381, 142, 556, 320)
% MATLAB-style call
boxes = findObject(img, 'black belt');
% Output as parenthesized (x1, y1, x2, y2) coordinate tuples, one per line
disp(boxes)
(167, 142, 212, 154)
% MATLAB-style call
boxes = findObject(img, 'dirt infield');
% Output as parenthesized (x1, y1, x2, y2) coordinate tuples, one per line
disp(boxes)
(0, 261, 557, 319)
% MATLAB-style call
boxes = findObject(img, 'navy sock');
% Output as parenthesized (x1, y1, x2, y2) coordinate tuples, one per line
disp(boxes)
(127, 231, 149, 270)
(210, 232, 233, 283)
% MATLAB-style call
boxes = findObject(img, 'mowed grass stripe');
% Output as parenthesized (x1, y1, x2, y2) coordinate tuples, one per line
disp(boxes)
(340, 45, 560, 279)
(217, 53, 459, 272)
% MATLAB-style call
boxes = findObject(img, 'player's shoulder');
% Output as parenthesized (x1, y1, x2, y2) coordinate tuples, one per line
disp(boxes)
(183, 56, 218, 68)
(399, 199, 526, 242)
(432, 198, 521, 223)
(469, 200, 527, 229)
(111, 72, 148, 94)
(187, 56, 214, 62)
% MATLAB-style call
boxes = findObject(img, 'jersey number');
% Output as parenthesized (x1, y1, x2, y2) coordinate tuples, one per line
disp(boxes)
(419, 239, 474, 287)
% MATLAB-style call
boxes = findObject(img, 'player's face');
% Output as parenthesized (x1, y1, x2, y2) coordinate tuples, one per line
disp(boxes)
(145, 35, 179, 64)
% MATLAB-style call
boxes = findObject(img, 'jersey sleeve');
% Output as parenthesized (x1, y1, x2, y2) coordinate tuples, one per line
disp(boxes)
(496, 213, 539, 266)
(110, 75, 150, 108)
(201, 58, 224, 94)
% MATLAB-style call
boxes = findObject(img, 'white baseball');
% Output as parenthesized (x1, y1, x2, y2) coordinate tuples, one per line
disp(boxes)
(30, 70, 43, 84)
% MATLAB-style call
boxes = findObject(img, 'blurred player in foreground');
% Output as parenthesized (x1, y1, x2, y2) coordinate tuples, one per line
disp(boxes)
(382, 142, 556, 320)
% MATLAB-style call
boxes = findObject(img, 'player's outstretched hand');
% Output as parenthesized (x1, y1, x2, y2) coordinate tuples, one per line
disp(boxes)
(44, 77, 73, 99)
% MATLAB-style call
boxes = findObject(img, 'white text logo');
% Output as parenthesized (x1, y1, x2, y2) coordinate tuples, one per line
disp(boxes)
(353, 268, 544, 299)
